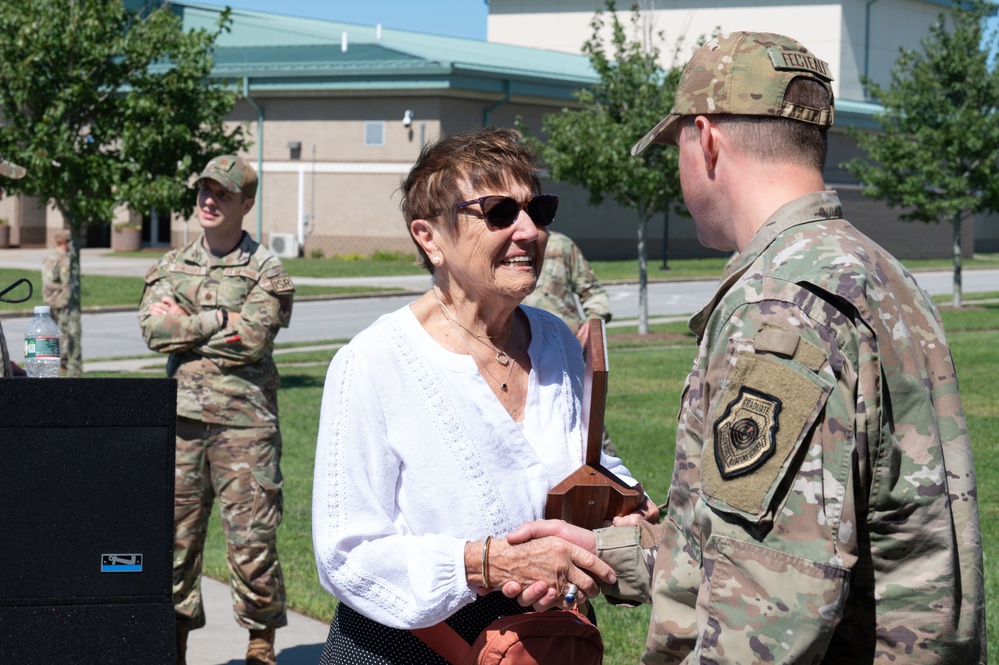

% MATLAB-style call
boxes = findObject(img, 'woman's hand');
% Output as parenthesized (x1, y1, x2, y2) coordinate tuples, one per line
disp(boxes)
(490, 520, 605, 609)
(465, 522, 612, 610)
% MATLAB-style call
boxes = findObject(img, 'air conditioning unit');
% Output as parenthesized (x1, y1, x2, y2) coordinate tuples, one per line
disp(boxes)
(269, 233, 300, 259)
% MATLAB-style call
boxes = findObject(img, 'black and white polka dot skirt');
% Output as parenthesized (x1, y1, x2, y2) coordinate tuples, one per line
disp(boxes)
(318, 593, 533, 665)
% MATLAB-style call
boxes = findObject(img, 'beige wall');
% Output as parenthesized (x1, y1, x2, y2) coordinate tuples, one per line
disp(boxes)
(170, 94, 579, 258)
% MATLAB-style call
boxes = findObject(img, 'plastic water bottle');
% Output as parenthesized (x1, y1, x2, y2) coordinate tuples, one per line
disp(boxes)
(24, 305, 61, 378)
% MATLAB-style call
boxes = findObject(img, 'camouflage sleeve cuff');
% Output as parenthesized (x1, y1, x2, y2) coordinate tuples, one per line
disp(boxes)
(595, 525, 654, 606)
(198, 310, 223, 336)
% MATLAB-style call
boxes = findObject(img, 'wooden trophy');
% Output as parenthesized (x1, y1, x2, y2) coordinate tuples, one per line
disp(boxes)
(545, 319, 644, 529)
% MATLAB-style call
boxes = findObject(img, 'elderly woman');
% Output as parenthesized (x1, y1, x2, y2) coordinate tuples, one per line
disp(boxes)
(312, 128, 655, 664)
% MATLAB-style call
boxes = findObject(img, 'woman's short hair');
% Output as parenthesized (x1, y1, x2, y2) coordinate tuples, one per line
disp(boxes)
(401, 127, 542, 273)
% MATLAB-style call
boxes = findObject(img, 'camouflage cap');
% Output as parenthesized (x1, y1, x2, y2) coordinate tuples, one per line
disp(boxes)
(197, 155, 257, 198)
(0, 152, 26, 179)
(632, 31, 835, 155)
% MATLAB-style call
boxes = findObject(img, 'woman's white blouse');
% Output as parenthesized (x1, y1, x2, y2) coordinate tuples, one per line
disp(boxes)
(312, 304, 640, 629)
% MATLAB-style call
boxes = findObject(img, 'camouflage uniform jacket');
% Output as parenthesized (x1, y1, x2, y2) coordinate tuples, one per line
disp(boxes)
(523, 231, 611, 333)
(596, 191, 984, 664)
(41, 250, 70, 311)
(139, 232, 294, 426)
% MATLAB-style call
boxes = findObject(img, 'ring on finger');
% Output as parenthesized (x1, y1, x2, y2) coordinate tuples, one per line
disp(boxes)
(564, 583, 578, 603)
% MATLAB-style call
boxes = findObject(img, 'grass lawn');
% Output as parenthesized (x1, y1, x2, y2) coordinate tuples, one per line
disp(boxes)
(86, 300, 996, 665)
(0, 268, 403, 314)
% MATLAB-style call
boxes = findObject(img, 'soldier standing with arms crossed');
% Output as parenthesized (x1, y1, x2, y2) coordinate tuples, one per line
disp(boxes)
(139, 155, 295, 665)
(41, 228, 71, 369)
(506, 32, 985, 664)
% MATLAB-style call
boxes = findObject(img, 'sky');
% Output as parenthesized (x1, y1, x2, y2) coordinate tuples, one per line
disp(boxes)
(194, 0, 489, 40)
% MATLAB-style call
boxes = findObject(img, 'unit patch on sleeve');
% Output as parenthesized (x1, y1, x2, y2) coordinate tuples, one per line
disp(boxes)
(713, 387, 781, 480)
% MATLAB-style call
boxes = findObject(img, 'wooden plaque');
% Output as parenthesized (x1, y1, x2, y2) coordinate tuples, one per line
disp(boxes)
(545, 320, 643, 530)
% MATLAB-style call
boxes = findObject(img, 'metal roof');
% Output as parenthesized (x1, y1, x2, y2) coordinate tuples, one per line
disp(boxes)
(172, 2, 599, 100)
(167, 2, 883, 122)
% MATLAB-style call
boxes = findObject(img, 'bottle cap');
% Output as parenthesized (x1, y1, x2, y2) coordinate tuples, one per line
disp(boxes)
(34, 305, 51, 315)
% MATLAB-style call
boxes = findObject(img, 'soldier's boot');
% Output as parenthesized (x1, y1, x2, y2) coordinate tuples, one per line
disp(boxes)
(246, 627, 277, 665)
(175, 627, 189, 665)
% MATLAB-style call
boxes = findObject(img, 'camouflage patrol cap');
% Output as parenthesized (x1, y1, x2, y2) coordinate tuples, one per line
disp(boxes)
(197, 155, 257, 198)
(632, 31, 835, 155)
(0, 152, 26, 179)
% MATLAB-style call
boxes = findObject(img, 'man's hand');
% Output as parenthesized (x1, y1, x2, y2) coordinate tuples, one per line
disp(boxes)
(610, 496, 660, 526)
(147, 296, 186, 317)
(575, 320, 593, 347)
(506, 520, 597, 551)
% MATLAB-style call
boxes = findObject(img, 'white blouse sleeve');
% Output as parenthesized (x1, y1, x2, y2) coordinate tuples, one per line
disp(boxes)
(311, 346, 476, 629)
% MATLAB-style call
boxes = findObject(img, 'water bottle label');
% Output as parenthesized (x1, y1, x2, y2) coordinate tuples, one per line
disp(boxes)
(24, 336, 60, 359)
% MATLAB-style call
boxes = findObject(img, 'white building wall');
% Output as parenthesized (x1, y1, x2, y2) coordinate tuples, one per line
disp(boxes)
(488, 0, 950, 103)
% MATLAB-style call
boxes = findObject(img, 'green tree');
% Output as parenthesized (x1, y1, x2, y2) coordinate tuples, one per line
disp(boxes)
(844, 0, 999, 308)
(0, 0, 249, 375)
(519, 0, 689, 334)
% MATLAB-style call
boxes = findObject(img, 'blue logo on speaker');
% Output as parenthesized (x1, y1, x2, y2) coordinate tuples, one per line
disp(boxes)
(101, 554, 143, 573)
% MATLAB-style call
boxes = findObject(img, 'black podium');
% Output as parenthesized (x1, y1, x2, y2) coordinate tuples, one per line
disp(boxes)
(0, 378, 176, 664)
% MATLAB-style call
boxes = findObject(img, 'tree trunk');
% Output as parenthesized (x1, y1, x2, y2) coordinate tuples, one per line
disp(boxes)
(951, 212, 962, 310)
(66, 220, 84, 377)
(638, 218, 648, 335)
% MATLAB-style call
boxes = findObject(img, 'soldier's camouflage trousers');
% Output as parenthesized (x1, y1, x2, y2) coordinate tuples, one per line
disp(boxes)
(174, 417, 288, 631)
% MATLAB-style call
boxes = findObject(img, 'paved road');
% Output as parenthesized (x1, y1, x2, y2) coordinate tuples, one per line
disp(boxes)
(2, 247, 995, 362)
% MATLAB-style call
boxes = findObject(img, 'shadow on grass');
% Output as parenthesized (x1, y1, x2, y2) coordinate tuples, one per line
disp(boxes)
(280, 374, 327, 389)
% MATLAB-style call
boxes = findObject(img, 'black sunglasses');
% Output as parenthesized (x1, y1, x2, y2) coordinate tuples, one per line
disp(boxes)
(453, 194, 558, 229)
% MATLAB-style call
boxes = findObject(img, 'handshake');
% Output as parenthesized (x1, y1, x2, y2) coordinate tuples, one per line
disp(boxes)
(471, 498, 656, 610)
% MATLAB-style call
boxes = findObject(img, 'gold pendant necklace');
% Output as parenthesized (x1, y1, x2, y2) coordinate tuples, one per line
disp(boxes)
(460, 333, 517, 390)
(433, 289, 517, 390)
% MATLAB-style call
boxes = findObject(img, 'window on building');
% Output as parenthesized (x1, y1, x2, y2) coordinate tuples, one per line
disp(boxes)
(364, 121, 385, 147)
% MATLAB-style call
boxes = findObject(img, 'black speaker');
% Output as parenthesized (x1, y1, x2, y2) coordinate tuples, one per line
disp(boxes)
(0, 378, 176, 664)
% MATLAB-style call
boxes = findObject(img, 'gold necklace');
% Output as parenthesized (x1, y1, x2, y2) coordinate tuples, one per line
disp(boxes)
(433, 289, 514, 366)
(433, 289, 508, 339)
(432, 289, 517, 390)
(460, 329, 517, 391)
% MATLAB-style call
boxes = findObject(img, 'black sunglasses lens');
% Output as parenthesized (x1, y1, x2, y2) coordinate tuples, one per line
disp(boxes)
(482, 197, 520, 228)
(527, 195, 558, 227)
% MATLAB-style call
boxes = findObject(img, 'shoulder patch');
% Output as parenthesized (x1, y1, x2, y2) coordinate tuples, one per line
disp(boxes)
(713, 387, 781, 480)
(262, 267, 295, 295)
(702, 352, 832, 519)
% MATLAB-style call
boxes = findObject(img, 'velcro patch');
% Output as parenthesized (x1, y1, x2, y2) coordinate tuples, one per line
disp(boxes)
(266, 272, 295, 294)
(143, 264, 162, 284)
(702, 351, 831, 519)
(223, 267, 260, 280)
(768, 49, 833, 81)
(168, 263, 208, 276)
(713, 387, 781, 480)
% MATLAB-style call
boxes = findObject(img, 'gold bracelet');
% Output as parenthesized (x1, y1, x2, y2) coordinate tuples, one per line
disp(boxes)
(481, 535, 493, 589)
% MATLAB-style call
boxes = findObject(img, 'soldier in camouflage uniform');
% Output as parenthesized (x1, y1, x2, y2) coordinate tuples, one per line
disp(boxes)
(0, 152, 27, 378)
(523, 230, 611, 347)
(506, 32, 985, 664)
(523, 230, 619, 454)
(139, 155, 295, 665)
(42, 229, 71, 368)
